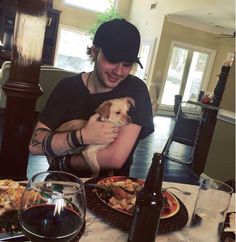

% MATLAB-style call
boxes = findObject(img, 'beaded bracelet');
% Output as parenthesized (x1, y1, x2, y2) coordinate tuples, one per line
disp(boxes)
(49, 155, 73, 173)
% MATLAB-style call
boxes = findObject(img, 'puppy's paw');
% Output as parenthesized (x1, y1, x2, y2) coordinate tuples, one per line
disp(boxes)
(82, 148, 100, 177)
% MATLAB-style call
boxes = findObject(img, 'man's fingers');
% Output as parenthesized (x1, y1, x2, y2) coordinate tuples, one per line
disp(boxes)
(90, 113, 100, 120)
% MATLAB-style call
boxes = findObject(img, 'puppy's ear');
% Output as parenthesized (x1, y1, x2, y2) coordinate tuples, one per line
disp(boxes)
(125, 97, 135, 108)
(95, 101, 111, 119)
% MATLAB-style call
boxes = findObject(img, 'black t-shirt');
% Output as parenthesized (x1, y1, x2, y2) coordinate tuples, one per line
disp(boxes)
(39, 73, 154, 175)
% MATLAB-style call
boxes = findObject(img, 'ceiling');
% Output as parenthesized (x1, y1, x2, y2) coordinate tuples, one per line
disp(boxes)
(167, 0, 235, 35)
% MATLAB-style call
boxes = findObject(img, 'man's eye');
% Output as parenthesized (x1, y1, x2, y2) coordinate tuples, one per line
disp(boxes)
(116, 111, 121, 115)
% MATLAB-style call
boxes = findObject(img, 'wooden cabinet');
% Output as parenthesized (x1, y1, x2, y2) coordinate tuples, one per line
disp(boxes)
(0, 0, 61, 66)
(0, 0, 16, 50)
(41, 8, 61, 65)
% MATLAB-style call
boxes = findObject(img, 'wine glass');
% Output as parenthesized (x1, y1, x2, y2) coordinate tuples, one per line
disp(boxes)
(18, 171, 86, 242)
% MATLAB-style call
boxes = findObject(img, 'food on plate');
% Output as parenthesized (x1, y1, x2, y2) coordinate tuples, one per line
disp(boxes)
(93, 177, 179, 218)
(163, 196, 173, 213)
(0, 179, 25, 233)
(0, 179, 25, 216)
(96, 178, 143, 213)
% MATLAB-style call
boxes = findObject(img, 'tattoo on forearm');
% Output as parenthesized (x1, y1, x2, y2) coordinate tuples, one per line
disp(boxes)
(30, 139, 41, 147)
(30, 127, 51, 147)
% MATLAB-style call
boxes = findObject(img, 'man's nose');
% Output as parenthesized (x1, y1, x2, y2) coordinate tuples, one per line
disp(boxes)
(112, 63, 124, 75)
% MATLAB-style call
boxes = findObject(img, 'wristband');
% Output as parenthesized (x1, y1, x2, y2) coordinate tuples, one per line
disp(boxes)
(48, 155, 73, 173)
(79, 128, 84, 145)
(42, 132, 57, 157)
(70, 130, 81, 147)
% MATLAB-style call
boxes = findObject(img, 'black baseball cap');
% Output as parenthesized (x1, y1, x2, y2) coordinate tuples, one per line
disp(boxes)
(93, 18, 143, 68)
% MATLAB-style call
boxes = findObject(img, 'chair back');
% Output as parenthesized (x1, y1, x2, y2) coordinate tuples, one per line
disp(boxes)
(174, 95, 183, 116)
(0, 61, 77, 112)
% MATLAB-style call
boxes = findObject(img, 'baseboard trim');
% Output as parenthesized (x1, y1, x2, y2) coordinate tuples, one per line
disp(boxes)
(200, 173, 212, 180)
(217, 109, 235, 124)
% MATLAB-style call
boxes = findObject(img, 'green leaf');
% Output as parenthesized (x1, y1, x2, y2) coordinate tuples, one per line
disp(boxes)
(88, 2, 123, 40)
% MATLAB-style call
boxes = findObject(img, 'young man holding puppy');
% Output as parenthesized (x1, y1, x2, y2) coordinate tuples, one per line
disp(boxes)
(29, 19, 154, 177)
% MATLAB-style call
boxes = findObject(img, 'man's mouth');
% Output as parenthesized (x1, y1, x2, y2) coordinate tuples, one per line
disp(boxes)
(107, 74, 122, 83)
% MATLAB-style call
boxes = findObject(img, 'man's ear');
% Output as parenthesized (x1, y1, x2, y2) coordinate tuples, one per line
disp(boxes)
(95, 101, 111, 119)
(91, 46, 99, 59)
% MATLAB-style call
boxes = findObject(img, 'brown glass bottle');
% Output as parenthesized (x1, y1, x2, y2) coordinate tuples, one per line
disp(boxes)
(127, 153, 164, 242)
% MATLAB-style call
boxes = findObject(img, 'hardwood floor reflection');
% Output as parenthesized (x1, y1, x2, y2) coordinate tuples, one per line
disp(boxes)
(130, 116, 199, 185)
(27, 115, 199, 185)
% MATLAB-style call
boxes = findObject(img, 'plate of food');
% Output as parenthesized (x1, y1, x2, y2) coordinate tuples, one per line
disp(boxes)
(91, 176, 180, 219)
(0, 179, 26, 240)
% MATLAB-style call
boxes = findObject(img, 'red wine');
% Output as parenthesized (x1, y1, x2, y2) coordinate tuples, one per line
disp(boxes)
(20, 204, 83, 242)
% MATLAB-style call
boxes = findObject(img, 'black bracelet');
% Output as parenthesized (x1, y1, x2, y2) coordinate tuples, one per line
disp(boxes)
(48, 155, 73, 173)
(70, 130, 81, 147)
(66, 132, 75, 149)
(79, 128, 84, 145)
(42, 132, 57, 157)
(59, 155, 69, 172)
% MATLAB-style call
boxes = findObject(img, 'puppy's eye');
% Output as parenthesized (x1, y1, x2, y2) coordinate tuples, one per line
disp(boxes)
(116, 111, 121, 115)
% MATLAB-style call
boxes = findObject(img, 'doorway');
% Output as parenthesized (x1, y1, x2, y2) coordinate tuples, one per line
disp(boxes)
(159, 41, 215, 110)
(135, 38, 156, 83)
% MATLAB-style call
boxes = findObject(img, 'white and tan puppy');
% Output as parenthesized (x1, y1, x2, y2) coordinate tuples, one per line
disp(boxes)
(56, 97, 135, 176)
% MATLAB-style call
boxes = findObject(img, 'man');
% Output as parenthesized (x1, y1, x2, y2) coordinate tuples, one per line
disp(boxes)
(29, 18, 154, 177)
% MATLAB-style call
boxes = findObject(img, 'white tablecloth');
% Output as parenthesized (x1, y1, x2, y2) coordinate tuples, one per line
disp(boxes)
(79, 181, 235, 242)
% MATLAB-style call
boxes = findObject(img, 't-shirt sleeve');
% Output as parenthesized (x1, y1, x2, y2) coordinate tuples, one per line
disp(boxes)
(38, 79, 70, 130)
(129, 80, 154, 139)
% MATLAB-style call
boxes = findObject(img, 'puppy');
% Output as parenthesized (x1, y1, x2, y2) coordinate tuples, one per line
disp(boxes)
(56, 97, 135, 177)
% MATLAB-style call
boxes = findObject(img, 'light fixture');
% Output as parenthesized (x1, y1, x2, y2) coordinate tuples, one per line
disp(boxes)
(0, 40, 3, 47)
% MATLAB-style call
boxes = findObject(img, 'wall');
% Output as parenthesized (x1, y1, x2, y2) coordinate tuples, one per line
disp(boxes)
(129, 0, 218, 89)
(53, 0, 131, 31)
(152, 19, 234, 105)
(208, 39, 235, 93)
(203, 62, 235, 181)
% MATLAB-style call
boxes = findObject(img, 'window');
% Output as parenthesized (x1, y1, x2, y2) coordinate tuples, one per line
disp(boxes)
(54, 26, 93, 73)
(63, 0, 116, 13)
(159, 41, 215, 108)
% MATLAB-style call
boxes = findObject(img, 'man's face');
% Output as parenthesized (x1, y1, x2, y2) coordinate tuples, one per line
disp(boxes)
(94, 49, 134, 89)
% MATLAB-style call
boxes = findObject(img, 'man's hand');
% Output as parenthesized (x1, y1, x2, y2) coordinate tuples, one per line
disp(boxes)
(82, 113, 119, 145)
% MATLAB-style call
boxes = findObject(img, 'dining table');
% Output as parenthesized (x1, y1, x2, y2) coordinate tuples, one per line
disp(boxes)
(78, 179, 235, 242)
(0, 179, 235, 242)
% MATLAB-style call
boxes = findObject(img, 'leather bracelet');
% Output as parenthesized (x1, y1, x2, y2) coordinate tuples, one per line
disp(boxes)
(66, 132, 75, 149)
(70, 130, 81, 147)
(42, 132, 57, 157)
(79, 128, 84, 145)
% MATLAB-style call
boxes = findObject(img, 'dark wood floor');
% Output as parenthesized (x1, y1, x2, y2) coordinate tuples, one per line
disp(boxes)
(27, 115, 200, 185)
(130, 116, 199, 185)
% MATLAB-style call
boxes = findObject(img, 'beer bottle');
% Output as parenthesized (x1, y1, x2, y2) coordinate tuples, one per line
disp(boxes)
(128, 153, 164, 242)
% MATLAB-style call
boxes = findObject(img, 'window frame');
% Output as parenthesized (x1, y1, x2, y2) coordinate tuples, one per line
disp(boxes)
(63, 0, 117, 13)
(54, 24, 93, 73)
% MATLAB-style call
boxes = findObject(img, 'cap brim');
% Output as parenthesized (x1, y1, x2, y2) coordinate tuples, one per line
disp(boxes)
(103, 49, 143, 69)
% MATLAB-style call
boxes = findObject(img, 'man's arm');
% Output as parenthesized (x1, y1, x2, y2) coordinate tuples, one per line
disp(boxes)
(29, 114, 121, 176)
(29, 113, 119, 156)
(68, 123, 141, 175)
(96, 123, 141, 169)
